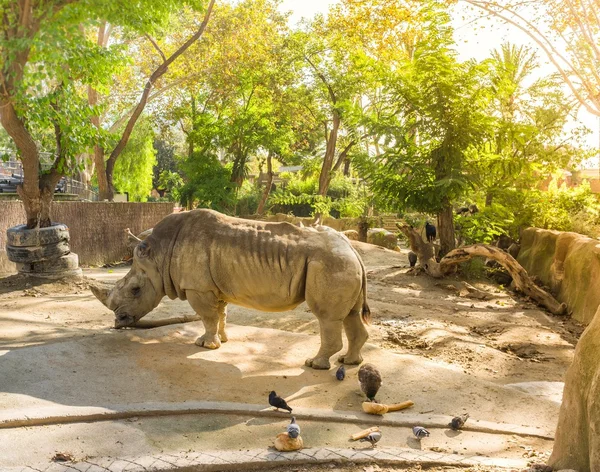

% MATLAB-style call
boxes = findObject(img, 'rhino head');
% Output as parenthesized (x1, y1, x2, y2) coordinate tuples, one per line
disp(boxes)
(91, 240, 165, 328)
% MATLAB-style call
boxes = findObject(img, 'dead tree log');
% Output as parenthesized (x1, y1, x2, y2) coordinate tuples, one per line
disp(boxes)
(397, 223, 567, 316)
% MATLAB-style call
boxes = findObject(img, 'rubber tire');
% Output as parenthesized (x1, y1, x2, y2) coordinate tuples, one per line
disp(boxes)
(17, 253, 79, 274)
(6, 240, 71, 263)
(7, 223, 69, 247)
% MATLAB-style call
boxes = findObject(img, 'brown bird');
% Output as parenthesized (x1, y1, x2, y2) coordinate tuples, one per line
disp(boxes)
(358, 363, 382, 402)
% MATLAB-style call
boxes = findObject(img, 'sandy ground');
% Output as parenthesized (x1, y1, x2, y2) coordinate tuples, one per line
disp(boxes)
(0, 242, 583, 468)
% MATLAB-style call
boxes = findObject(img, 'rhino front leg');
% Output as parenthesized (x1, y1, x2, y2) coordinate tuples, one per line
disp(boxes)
(187, 291, 222, 350)
(305, 319, 344, 370)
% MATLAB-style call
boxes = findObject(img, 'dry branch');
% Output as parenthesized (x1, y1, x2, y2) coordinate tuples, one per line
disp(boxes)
(396, 223, 567, 316)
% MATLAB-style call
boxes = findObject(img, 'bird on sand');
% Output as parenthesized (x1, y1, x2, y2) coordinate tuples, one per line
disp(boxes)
(358, 363, 382, 402)
(412, 426, 430, 440)
(449, 413, 469, 430)
(269, 391, 292, 413)
(408, 251, 418, 268)
(336, 365, 346, 381)
(360, 431, 382, 447)
(287, 417, 300, 439)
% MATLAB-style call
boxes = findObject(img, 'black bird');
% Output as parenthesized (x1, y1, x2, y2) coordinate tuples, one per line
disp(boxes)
(287, 417, 300, 438)
(360, 431, 382, 447)
(449, 413, 469, 430)
(358, 363, 382, 402)
(425, 222, 436, 243)
(336, 365, 346, 381)
(269, 391, 292, 413)
(408, 251, 417, 268)
(412, 426, 430, 439)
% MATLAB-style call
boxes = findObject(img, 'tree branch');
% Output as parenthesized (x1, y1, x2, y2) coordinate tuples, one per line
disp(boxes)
(303, 53, 337, 104)
(106, 0, 215, 174)
(145, 33, 167, 62)
(396, 223, 567, 316)
(463, 0, 600, 116)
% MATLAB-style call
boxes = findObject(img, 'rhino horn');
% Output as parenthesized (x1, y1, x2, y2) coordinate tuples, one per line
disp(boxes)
(90, 284, 111, 307)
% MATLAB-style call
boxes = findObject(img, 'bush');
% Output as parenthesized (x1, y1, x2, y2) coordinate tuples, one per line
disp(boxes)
(455, 204, 514, 244)
(267, 173, 368, 218)
(179, 154, 236, 212)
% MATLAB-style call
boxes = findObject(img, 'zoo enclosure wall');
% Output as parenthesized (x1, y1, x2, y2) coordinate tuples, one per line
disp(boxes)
(0, 202, 175, 274)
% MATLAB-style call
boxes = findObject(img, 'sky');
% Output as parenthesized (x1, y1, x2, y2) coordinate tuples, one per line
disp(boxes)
(278, 0, 600, 168)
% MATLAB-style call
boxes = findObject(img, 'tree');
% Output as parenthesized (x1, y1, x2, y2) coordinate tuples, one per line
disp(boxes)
(164, 0, 299, 210)
(95, 0, 215, 201)
(112, 117, 157, 201)
(0, 0, 213, 227)
(358, 7, 493, 255)
(459, 0, 600, 117)
(474, 43, 586, 207)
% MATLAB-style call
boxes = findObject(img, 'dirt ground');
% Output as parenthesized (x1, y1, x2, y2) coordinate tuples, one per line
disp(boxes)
(0, 241, 583, 467)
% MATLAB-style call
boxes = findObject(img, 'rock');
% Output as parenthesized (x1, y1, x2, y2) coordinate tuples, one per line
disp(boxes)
(342, 230, 359, 240)
(367, 228, 398, 250)
(549, 305, 600, 470)
(274, 432, 303, 451)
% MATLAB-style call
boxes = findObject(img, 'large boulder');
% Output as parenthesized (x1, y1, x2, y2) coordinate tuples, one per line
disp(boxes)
(367, 228, 399, 251)
(549, 304, 600, 471)
(518, 228, 600, 324)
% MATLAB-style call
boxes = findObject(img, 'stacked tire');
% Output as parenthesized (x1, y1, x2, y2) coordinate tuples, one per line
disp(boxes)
(6, 223, 82, 278)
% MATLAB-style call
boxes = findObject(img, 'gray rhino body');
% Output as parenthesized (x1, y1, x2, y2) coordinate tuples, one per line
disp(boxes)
(92, 209, 370, 369)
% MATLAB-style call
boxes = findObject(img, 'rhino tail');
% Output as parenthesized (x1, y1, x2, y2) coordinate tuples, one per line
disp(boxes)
(360, 263, 371, 325)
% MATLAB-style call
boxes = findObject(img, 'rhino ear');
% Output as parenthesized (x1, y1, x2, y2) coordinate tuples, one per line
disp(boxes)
(135, 240, 151, 259)
(90, 284, 111, 307)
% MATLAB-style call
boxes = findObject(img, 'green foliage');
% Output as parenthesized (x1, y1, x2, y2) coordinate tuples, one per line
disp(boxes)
(455, 204, 514, 244)
(113, 118, 156, 201)
(526, 180, 600, 236)
(153, 140, 179, 190)
(358, 6, 493, 215)
(157, 170, 184, 202)
(235, 181, 262, 215)
(267, 173, 368, 217)
(179, 154, 236, 212)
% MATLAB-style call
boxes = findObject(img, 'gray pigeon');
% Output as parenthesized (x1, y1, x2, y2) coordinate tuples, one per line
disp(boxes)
(359, 431, 382, 447)
(358, 363, 382, 402)
(449, 413, 469, 430)
(287, 417, 300, 439)
(412, 426, 430, 439)
(336, 365, 345, 381)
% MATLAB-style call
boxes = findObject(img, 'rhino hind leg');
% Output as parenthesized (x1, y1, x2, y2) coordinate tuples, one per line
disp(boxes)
(218, 300, 228, 343)
(338, 306, 368, 365)
(187, 290, 222, 350)
(305, 319, 344, 370)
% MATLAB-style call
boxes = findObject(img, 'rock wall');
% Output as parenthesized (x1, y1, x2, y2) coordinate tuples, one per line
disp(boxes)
(518, 228, 600, 325)
(0, 202, 175, 274)
(549, 304, 600, 471)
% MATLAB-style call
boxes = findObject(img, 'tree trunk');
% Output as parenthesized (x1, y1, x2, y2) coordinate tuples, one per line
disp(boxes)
(358, 217, 370, 243)
(257, 151, 273, 215)
(396, 223, 567, 316)
(437, 199, 455, 257)
(343, 158, 351, 176)
(0, 97, 51, 227)
(485, 191, 493, 207)
(103, 0, 215, 201)
(94, 145, 111, 200)
(318, 111, 340, 197)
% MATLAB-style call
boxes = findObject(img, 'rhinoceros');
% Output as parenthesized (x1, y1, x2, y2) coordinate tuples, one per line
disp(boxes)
(91, 209, 370, 369)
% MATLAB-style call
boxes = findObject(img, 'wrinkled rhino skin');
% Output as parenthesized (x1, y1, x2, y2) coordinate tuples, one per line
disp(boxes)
(91, 209, 370, 370)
